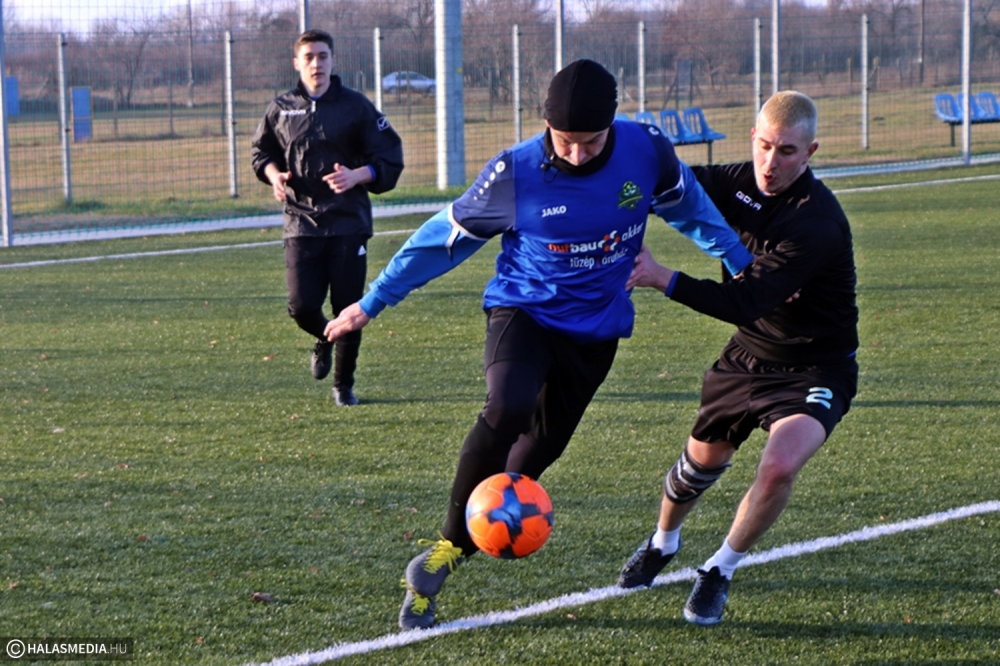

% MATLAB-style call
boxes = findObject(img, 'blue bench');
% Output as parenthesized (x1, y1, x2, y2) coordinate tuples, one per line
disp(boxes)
(935, 92, 1000, 146)
(634, 111, 657, 126)
(979, 91, 1000, 118)
(658, 109, 725, 164)
(683, 108, 727, 164)
(617, 109, 727, 164)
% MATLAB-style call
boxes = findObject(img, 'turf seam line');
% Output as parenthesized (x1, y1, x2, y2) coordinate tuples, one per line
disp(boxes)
(248, 500, 1000, 665)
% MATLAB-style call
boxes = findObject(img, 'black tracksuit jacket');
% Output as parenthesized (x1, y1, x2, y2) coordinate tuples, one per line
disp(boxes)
(250, 76, 404, 239)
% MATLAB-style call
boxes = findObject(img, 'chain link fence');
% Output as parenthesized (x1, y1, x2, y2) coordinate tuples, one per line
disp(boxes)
(2, 0, 999, 243)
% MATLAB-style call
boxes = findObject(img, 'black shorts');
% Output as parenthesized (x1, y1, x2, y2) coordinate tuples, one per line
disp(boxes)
(691, 339, 858, 448)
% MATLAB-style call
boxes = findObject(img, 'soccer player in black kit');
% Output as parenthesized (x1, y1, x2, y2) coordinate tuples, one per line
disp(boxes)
(617, 91, 859, 626)
(251, 29, 403, 406)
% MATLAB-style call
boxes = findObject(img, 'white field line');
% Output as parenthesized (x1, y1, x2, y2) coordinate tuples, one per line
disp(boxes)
(249, 500, 1000, 666)
(831, 172, 1000, 195)
(4, 171, 1000, 270)
(0, 229, 416, 270)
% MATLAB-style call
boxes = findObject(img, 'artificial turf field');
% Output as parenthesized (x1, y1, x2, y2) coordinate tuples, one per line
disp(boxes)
(1, 168, 998, 664)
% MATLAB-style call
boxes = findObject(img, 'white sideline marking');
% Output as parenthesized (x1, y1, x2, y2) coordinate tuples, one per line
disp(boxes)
(832, 172, 1000, 195)
(249, 500, 1000, 666)
(0, 229, 416, 270)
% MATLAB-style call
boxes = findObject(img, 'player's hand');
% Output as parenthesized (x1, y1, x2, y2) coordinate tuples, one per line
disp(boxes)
(269, 171, 291, 202)
(627, 244, 675, 292)
(325, 302, 371, 342)
(323, 163, 368, 194)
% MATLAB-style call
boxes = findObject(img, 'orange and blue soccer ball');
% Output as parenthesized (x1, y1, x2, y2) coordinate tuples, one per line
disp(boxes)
(465, 472, 554, 559)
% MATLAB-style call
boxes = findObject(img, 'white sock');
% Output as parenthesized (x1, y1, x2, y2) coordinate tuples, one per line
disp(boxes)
(651, 526, 681, 555)
(702, 540, 747, 579)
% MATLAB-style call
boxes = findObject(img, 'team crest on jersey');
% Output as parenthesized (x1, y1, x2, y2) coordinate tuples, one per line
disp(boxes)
(618, 181, 643, 210)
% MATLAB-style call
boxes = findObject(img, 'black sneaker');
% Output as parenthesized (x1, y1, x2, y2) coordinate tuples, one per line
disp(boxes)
(311, 340, 333, 380)
(617, 535, 681, 588)
(683, 566, 731, 626)
(333, 386, 359, 406)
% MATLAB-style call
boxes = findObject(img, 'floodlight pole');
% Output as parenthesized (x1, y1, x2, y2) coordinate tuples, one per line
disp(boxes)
(435, 0, 465, 189)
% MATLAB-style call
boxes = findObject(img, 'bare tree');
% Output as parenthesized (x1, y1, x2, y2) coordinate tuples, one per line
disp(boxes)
(464, 0, 548, 106)
(670, 0, 751, 93)
(90, 18, 154, 109)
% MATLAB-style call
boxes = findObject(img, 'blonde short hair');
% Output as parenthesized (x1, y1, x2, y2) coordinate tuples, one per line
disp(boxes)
(758, 91, 817, 143)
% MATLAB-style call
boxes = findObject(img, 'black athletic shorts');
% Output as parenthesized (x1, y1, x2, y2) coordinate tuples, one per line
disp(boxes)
(691, 338, 858, 448)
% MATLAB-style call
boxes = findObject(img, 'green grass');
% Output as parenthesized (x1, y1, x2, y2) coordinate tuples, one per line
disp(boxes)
(1, 169, 999, 664)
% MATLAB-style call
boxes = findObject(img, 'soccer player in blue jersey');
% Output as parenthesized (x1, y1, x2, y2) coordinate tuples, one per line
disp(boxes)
(324, 59, 753, 630)
(617, 91, 859, 627)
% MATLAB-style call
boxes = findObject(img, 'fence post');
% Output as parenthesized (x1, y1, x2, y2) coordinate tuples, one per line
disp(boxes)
(554, 0, 564, 74)
(961, 0, 971, 164)
(513, 24, 522, 145)
(373, 27, 383, 111)
(225, 31, 238, 198)
(0, 14, 12, 247)
(754, 17, 762, 114)
(58, 33, 73, 204)
(861, 15, 869, 150)
(299, 0, 309, 33)
(638, 21, 646, 113)
(771, 0, 780, 95)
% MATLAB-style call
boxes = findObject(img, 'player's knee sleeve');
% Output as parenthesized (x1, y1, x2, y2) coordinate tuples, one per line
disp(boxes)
(663, 447, 731, 504)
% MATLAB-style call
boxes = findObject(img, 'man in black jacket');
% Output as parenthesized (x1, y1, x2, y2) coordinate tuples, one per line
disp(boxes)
(251, 29, 404, 405)
(617, 91, 859, 626)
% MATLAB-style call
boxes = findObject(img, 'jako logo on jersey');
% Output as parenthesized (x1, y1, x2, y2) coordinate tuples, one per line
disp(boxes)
(547, 222, 645, 254)
(736, 190, 762, 210)
(618, 181, 643, 210)
(280, 109, 308, 117)
(542, 205, 567, 218)
(806, 387, 833, 409)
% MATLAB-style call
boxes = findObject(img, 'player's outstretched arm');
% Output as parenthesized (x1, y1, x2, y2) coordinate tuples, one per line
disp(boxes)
(626, 245, 675, 292)
(324, 303, 371, 342)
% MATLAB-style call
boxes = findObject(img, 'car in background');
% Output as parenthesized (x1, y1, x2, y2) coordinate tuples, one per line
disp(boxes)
(381, 71, 436, 94)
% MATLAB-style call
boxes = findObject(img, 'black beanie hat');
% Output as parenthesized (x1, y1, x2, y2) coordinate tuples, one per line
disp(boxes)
(544, 59, 618, 132)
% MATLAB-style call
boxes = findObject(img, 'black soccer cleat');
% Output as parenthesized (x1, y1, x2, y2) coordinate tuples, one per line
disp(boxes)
(617, 534, 681, 588)
(683, 566, 731, 626)
(398, 588, 437, 630)
(398, 537, 464, 630)
(311, 340, 333, 380)
(332, 386, 359, 406)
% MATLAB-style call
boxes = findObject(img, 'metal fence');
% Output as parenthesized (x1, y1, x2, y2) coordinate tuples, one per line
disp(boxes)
(2, 0, 999, 245)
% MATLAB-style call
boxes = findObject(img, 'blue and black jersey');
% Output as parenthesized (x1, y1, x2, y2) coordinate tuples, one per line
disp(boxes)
(360, 120, 753, 343)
